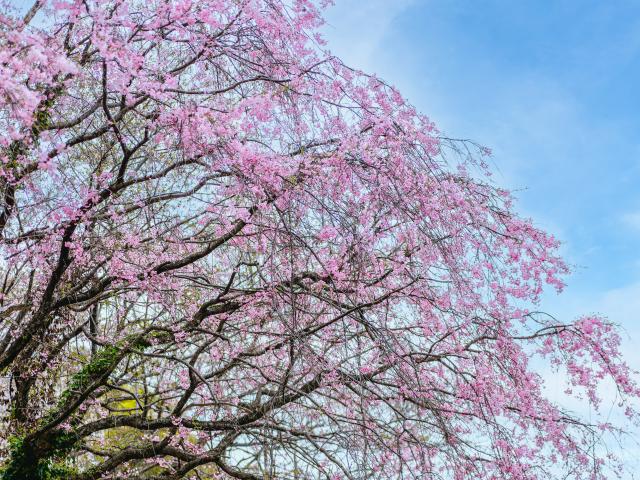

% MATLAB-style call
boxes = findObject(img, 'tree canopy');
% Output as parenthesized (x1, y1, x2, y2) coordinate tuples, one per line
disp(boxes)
(0, 1, 638, 479)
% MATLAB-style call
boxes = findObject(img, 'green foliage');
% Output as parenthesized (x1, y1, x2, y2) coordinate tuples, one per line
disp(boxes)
(56, 345, 120, 409)
(1, 343, 132, 480)
(0, 433, 78, 480)
(30, 89, 59, 137)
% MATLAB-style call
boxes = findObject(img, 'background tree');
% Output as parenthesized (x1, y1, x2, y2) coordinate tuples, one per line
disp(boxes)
(0, 1, 638, 479)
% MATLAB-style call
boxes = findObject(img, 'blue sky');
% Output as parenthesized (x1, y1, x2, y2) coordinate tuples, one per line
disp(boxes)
(323, 0, 640, 472)
(323, 0, 640, 354)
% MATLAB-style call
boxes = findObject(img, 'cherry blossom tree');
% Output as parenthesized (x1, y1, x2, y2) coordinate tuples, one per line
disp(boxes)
(0, 1, 638, 479)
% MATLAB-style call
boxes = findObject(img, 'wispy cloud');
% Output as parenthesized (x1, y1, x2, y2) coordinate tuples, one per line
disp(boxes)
(622, 212, 640, 232)
(322, 0, 416, 72)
